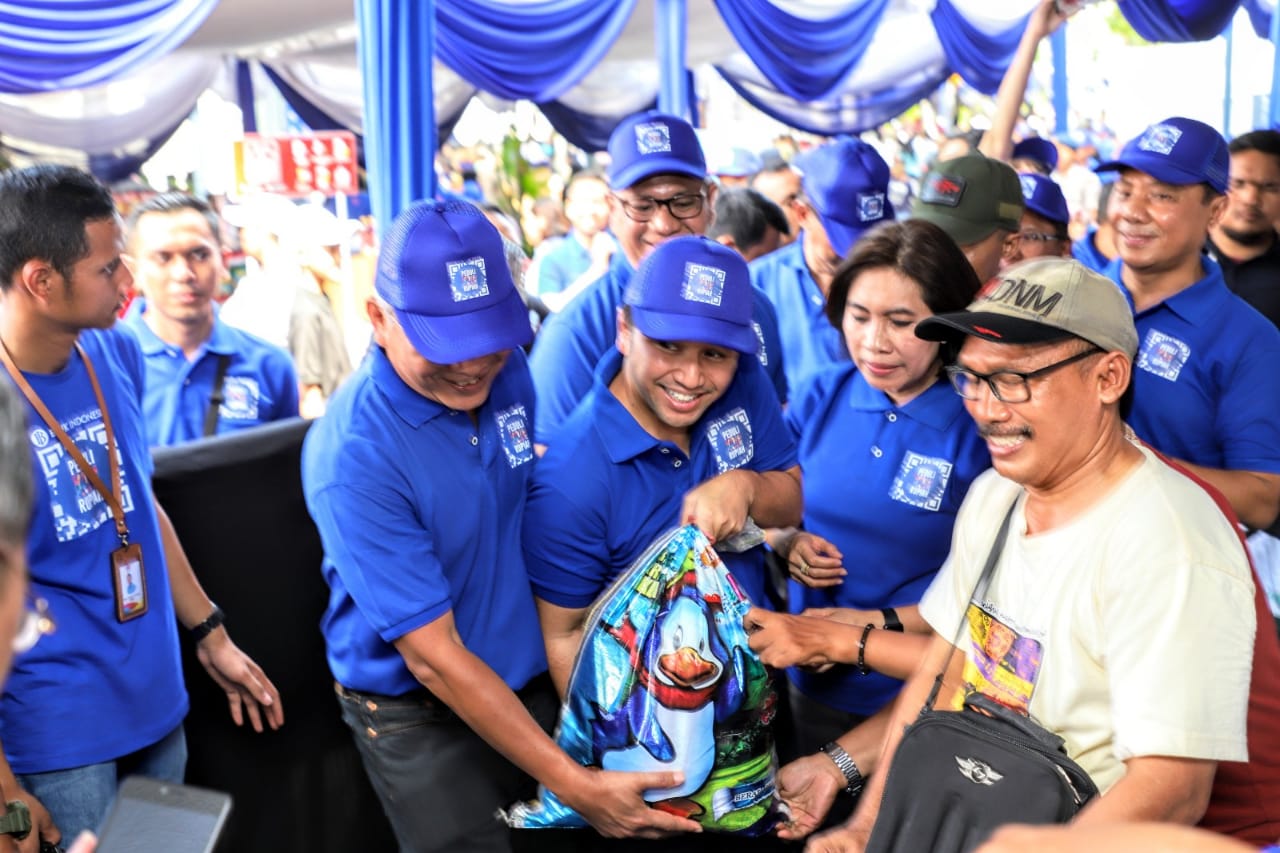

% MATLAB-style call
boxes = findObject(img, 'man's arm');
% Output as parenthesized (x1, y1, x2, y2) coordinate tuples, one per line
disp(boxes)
(534, 598, 591, 698)
(155, 499, 283, 732)
(680, 465, 802, 544)
(744, 607, 929, 680)
(977, 0, 1065, 164)
(0, 740, 59, 853)
(394, 611, 700, 839)
(1168, 463, 1280, 531)
(1072, 755, 1216, 826)
(977, 821, 1254, 853)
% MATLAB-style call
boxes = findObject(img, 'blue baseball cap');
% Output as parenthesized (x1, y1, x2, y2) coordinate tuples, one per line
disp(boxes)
(374, 200, 532, 364)
(794, 138, 895, 257)
(1094, 116, 1228, 194)
(1012, 137, 1059, 173)
(624, 236, 757, 354)
(1018, 173, 1070, 226)
(607, 111, 707, 190)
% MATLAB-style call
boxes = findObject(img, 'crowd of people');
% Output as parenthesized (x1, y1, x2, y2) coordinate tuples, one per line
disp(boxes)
(1, 0, 1280, 850)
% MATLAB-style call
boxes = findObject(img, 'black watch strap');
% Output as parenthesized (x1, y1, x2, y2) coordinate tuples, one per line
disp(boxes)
(819, 741, 865, 797)
(190, 604, 226, 643)
(881, 607, 904, 632)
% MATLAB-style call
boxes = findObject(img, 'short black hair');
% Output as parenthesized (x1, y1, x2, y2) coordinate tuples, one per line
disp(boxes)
(707, 188, 789, 253)
(127, 192, 221, 246)
(0, 165, 117, 290)
(1228, 129, 1280, 160)
(0, 380, 32, 550)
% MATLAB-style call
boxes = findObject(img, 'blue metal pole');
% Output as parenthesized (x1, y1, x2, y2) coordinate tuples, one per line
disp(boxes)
(1223, 20, 1233, 135)
(356, 0, 437, 236)
(656, 0, 689, 119)
(1050, 27, 1069, 135)
(1271, 0, 1280, 129)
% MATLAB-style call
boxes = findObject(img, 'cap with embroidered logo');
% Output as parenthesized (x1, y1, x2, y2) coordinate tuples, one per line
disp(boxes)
(623, 236, 757, 355)
(374, 200, 532, 364)
(915, 257, 1137, 358)
(1094, 116, 1228, 194)
(1018, 173, 1070, 227)
(607, 111, 707, 190)
(793, 138, 895, 257)
(912, 154, 1024, 246)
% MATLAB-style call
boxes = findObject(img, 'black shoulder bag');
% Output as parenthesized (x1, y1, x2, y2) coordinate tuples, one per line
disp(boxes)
(865, 498, 1099, 853)
(202, 354, 232, 438)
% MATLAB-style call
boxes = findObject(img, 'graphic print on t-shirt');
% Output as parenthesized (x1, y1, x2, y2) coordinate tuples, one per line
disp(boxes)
(29, 408, 136, 543)
(959, 603, 1043, 714)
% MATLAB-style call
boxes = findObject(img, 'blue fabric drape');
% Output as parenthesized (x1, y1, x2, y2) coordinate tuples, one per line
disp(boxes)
(537, 99, 655, 152)
(930, 1, 1031, 95)
(1245, 0, 1273, 38)
(0, 0, 219, 93)
(236, 60, 258, 134)
(713, 0, 890, 102)
(1120, 0, 1243, 42)
(715, 64, 947, 138)
(435, 0, 636, 103)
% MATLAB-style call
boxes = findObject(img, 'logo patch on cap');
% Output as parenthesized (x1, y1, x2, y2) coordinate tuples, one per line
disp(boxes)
(1137, 124, 1182, 156)
(681, 262, 726, 307)
(921, 172, 966, 207)
(857, 192, 886, 222)
(1019, 175, 1037, 200)
(447, 256, 489, 302)
(635, 122, 672, 155)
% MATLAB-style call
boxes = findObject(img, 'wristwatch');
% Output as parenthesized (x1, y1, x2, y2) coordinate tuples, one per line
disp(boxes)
(819, 741, 865, 797)
(190, 604, 226, 643)
(881, 607, 904, 632)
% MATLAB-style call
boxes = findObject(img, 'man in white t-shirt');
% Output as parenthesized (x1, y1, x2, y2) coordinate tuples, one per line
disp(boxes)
(797, 257, 1280, 851)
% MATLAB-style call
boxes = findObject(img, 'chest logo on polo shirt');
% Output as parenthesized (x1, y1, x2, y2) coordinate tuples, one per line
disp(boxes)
(751, 322, 767, 366)
(1136, 329, 1191, 382)
(220, 376, 261, 420)
(682, 263, 725, 307)
(31, 407, 137, 543)
(889, 451, 953, 512)
(447, 256, 489, 302)
(706, 408, 754, 474)
(495, 403, 533, 468)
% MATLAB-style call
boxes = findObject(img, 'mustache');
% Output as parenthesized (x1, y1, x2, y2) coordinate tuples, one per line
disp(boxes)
(979, 425, 1032, 439)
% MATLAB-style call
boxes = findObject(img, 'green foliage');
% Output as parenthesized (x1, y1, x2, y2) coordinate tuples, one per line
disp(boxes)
(1103, 6, 1146, 45)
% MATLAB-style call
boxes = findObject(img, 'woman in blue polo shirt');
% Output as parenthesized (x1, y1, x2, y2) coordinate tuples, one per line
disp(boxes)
(774, 219, 991, 757)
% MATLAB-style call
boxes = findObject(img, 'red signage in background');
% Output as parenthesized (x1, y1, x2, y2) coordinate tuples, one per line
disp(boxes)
(235, 131, 359, 197)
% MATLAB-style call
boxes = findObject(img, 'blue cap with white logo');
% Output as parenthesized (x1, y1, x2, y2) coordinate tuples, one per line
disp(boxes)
(1094, 116, 1228, 194)
(374, 200, 532, 364)
(1012, 137, 1059, 173)
(624, 236, 757, 355)
(1018, 173, 1070, 226)
(607, 111, 707, 190)
(794, 138, 895, 257)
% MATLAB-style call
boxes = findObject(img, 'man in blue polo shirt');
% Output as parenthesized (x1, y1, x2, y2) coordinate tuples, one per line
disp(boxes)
(121, 193, 299, 447)
(750, 137, 894, 393)
(301, 201, 698, 853)
(524, 236, 802, 699)
(1096, 116, 1280, 531)
(529, 110, 787, 444)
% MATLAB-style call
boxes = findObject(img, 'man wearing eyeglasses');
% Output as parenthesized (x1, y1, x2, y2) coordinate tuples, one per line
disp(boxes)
(1008, 173, 1072, 264)
(529, 111, 787, 445)
(800, 257, 1280, 852)
(1095, 117, 1280, 533)
(1206, 129, 1280, 330)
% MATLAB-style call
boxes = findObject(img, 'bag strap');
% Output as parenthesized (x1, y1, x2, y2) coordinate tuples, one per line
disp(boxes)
(202, 354, 232, 438)
(922, 495, 1020, 712)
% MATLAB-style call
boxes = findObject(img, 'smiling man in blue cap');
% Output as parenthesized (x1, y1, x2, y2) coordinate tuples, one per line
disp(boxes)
(750, 137, 895, 393)
(302, 200, 699, 852)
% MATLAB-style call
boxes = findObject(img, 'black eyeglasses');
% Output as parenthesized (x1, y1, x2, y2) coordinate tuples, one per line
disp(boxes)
(612, 192, 705, 222)
(946, 346, 1102, 403)
(1018, 231, 1066, 243)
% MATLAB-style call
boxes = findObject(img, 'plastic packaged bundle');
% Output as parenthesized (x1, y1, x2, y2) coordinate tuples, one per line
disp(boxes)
(504, 524, 784, 835)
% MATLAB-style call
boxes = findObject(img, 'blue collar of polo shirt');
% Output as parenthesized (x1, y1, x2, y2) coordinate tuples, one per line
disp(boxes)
(589, 348, 675, 463)
(1106, 254, 1228, 324)
(847, 368, 963, 432)
(124, 308, 231, 358)
(369, 346, 452, 429)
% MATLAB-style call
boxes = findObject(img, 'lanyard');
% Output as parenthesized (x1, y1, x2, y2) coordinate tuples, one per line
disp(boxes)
(0, 338, 131, 545)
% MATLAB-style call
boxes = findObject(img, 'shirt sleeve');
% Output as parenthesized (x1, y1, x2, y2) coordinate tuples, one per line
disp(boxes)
(528, 311, 603, 440)
(522, 461, 613, 609)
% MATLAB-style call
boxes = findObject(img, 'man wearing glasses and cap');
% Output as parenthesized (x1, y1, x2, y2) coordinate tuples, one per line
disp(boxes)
(529, 111, 787, 445)
(302, 201, 700, 852)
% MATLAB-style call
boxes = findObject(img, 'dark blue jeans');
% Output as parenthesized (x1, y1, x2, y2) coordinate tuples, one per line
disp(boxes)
(336, 677, 556, 853)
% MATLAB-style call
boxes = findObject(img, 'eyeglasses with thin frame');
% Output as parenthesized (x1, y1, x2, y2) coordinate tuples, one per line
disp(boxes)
(13, 593, 54, 654)
(611, 192, 705, 222)
(1018, 231, 1066, 244)
(946, 346, 1102, 403)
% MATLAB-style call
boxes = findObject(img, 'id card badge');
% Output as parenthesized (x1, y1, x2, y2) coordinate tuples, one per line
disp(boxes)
(111, 542, 148, 622)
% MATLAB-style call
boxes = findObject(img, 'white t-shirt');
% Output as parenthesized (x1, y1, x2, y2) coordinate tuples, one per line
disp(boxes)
(920, 444, 1255, 793)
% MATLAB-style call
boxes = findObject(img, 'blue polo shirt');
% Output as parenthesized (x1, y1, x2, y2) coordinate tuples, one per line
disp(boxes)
(3, 327, 186, 774)
(750, 238, 849, 394)
(1105, 257, 1280, 475)
(529, 252, 789, 441)
(121, 313, 299, 447)
(785, 365, 990, 715)
(302, 346, 547, 696)
(533, 232, 592, 296)
(524, 348, 797, 612)
(1071, 226, 1111, 274)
